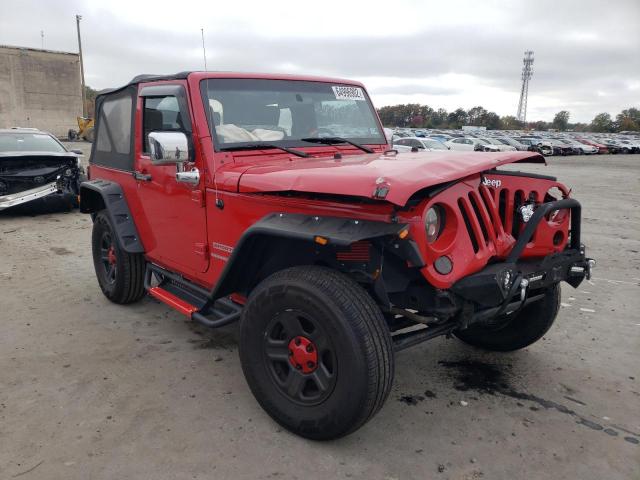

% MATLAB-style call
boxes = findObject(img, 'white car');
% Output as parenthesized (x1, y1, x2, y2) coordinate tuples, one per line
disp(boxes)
(445, 137, 500, 152)
(393, 137, 450, 152)
(476, 137, 517, 152)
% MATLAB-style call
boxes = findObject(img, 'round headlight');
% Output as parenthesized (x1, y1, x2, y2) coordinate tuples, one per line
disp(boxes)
(425, 206, 444, 243)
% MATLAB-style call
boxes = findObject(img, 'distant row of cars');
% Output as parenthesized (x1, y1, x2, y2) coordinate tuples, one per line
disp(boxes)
(390, 128, 640, 155)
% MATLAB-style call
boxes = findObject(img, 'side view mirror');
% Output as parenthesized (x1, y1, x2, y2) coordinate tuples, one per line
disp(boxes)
(70, 149, 84, 155)
(148, 131, 189, 165)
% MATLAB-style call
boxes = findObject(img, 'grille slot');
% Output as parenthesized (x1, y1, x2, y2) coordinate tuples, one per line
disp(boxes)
(512, 190, 524, 238)
(468, 192, 489, 244)
(458, 198, 479, 253)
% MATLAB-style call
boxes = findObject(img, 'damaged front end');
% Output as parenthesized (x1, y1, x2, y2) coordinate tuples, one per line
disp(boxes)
(367, 170, 595, 350)
(0, 154, 84, 211)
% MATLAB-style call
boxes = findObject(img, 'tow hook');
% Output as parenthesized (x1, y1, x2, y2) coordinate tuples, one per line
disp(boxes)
(519, 278, 529, 302)
(569, 258, 596, 280)
(586, 258, 596, 280)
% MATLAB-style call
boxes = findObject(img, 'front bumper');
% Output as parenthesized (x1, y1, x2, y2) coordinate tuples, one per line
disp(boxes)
(451, 197, 594, 318)
(0, 182, 58, 211)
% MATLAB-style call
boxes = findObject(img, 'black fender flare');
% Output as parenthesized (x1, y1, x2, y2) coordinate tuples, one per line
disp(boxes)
(210, 212, 423, 298)
(79, 179, 144, 254)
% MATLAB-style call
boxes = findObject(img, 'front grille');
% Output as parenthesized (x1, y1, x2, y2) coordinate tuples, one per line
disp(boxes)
(456, 185, 505, 254)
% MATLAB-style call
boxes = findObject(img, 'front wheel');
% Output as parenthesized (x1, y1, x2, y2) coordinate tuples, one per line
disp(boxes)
(239, 266, 394, 440)
(91, 211, 146, 304)
(455, 283, 561, 352)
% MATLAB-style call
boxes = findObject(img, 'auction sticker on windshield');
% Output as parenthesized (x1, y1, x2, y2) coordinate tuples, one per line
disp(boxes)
(332, 86, 366, 101)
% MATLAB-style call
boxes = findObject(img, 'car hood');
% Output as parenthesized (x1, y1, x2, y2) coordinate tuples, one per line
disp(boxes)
(232, 150, 545, 206)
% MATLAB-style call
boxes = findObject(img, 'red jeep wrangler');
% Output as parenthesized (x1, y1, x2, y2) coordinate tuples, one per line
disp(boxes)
(80, 72, 594, 439)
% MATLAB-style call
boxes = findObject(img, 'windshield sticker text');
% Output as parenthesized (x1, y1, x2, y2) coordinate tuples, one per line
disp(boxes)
(332, 86, 366, 101)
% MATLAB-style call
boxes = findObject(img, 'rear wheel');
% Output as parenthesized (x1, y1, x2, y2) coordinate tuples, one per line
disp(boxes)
(239, 266, 394, 440)
(91, 211, 145, 304)
(455, 283, 561, 352)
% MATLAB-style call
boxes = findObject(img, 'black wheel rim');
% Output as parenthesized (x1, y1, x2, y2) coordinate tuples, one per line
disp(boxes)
(99, 232, 117, 285)
(263, 309, 337, 406)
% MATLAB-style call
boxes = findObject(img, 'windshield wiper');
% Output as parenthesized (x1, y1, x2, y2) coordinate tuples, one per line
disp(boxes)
(219, 144, 311, 158)
(300, 137, 374, 154)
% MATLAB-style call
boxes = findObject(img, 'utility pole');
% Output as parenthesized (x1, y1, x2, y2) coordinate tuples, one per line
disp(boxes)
(516, 50, 534, 125)
(40, 30, 44, 49)
(76, 14, 87, 117)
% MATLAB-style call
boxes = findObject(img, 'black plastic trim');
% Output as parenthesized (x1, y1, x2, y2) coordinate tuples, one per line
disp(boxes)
(210, 213, 410, 298)
(79, 179, 144, 253)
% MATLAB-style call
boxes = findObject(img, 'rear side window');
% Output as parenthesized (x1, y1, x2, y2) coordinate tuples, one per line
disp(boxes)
(91, 86, 136, 171)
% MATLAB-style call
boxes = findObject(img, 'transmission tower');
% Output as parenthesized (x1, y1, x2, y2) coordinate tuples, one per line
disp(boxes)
(516, 50, 534, 124)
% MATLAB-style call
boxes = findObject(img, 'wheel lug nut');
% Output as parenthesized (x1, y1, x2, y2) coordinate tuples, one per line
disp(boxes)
(306, 345, 314, 353)
(296, 364, 302, 370)
(295, 337, 301, 346)
(307, 361, 315, 369)
(289, 350, 293, 356)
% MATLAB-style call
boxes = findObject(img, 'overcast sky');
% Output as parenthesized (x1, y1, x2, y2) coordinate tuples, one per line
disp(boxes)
(1, 0, 638, 122)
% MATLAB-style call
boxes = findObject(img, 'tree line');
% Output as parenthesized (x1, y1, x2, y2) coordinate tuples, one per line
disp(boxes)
(376, 104, 640, 133)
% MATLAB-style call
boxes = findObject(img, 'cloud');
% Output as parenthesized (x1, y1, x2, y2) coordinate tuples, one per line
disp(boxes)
(0, 0, 638, 122)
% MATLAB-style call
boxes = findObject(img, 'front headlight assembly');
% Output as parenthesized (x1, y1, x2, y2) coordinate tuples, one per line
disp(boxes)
(425, 205, 444, 243)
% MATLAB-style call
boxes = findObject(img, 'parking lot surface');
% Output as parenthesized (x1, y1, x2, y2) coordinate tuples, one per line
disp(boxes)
(1, 149, 638, 479)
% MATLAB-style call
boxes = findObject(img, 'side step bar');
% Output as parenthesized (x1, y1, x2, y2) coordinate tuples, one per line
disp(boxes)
(144, 263, 243, 328)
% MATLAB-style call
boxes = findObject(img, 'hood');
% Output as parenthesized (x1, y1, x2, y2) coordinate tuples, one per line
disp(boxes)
(234, 150, 545, 206)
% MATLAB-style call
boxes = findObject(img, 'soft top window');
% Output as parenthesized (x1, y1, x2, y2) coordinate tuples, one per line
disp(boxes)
(91, 86, 135, 170)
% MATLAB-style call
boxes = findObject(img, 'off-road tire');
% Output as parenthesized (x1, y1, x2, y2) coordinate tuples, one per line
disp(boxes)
(91, 210, 145, 304)
(455, 283, 561, 352)
(239, 266, 394, 440)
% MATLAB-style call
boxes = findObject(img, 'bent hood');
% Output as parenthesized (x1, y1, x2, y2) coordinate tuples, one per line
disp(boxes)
(234, 150, 545, 206)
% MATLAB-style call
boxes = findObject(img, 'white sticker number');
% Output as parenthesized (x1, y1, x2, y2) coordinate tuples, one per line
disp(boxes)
(332, 86, 366, 101)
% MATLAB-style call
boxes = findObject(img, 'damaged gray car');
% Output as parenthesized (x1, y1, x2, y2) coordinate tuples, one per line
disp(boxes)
(0, 128, 85, 212)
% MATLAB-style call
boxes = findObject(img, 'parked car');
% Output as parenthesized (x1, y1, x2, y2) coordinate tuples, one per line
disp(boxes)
(393, 137, 449, 152)
(614, 139, 640, 153)
(80, 71, 594, 440)
(0, 128, 85, 211)
(427, 134, 453, 142)
(576, 138, 608, 154)
(476, 137, 517, 152)
(515, 138, 553, 156)
(546, 139, 574, 156)
(445, 137, 500, 152)
(556, 139, 597, 155)
(495, 136, 529, 151)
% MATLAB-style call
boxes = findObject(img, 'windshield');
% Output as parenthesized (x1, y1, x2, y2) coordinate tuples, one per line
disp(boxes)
(0, 132, 66, 153)
(200, 79, 385, 149)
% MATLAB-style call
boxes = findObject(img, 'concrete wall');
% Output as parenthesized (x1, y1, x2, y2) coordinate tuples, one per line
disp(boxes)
(0, 45, 82, 137)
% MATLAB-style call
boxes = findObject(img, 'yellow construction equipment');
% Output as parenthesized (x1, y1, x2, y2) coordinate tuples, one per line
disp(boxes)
(68, 117, 95, 142)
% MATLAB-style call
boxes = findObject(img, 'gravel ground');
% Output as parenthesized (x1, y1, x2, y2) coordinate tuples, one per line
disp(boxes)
(1, 147, 638, 479)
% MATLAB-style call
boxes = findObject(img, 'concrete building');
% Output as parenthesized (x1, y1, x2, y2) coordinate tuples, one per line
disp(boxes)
(0, 45, 82, 137)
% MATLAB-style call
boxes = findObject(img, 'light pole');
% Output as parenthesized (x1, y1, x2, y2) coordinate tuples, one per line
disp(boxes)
(76, 14, 87, 118)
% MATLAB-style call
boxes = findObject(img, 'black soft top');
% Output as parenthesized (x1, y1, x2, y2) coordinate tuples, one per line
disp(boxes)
(97, 71, 191, 96)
